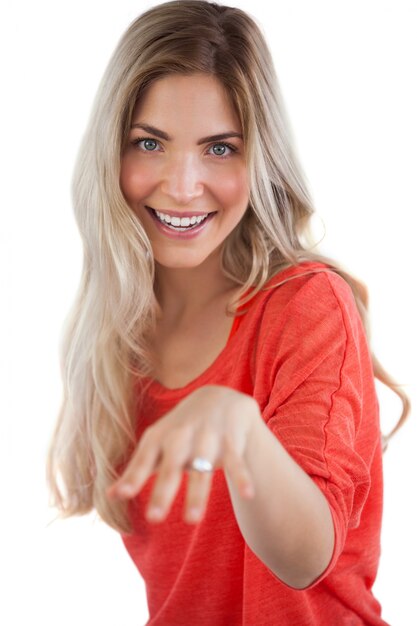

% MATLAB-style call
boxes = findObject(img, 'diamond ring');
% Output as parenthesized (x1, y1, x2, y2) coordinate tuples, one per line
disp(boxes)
(187, 457, 214, 473)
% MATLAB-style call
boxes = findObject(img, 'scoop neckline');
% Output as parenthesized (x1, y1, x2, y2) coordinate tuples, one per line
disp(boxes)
(143, 286, 255, 398)
(141, 261, 328, 398)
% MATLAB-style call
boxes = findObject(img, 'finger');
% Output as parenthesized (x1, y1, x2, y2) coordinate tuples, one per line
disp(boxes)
(222, 438, 255, 499)
(184, 470, 214, 523)
(146, 430, 193, 521)
(184, 429, 219, 523)
(108, 429, 161, 499)
(146, 462, 184, 522)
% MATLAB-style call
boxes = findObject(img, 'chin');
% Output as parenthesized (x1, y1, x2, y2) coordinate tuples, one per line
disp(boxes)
(154, 252, 208, 269)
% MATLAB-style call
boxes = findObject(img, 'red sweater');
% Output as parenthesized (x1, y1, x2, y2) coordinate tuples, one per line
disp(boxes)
(120, 261, 388, 625)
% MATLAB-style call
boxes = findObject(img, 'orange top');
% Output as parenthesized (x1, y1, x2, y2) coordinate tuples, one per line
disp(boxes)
(120, 261, 388, 626)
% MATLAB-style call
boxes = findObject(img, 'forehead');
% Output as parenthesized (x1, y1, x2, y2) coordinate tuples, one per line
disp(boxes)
(132, 73, 241, 129)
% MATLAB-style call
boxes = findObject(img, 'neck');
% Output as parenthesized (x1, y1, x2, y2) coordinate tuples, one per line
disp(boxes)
(154, 250, 236, 323)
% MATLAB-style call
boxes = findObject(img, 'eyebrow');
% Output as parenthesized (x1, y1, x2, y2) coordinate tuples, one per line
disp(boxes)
(130, 122, 243, 144)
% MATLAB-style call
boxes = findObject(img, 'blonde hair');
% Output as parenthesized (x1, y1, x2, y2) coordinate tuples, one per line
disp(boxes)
(46, 0, 411, 534)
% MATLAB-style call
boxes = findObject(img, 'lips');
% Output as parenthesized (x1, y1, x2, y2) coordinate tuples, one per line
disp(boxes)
(146, 204, 217, 240)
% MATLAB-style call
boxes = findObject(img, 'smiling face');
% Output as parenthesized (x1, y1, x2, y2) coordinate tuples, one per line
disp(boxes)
(120, 73, 249, 271)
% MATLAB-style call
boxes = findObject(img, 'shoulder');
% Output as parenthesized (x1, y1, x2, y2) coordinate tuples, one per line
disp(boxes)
(262, 261, 355, 317)
(254, 264, 371, 409)
(254, 264, 367, 360)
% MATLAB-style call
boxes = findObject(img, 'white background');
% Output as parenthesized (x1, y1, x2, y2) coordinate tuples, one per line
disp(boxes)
(1, 1, 416, 624)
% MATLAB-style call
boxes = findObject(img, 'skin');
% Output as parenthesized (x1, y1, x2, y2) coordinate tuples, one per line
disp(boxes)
(107, 385, 257, 525)
(119, 72, 250, 322)
(107, 74, 334, 589)
(111, 73, 255, 522)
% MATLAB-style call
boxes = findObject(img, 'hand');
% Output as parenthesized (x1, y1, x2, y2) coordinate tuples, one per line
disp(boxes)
(106, 385, 258, 524)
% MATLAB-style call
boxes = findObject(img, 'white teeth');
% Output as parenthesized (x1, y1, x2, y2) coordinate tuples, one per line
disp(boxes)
(154, 209, 208, 227)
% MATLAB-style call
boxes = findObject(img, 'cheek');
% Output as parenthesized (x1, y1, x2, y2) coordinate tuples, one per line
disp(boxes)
(213, 165, 249, 208)
(119, 158, 155, 202)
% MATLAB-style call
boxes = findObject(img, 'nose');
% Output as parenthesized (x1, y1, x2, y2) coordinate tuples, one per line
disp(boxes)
(159, 153, 204, 204)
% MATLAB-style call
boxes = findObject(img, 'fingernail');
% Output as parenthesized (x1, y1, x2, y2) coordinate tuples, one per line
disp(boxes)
(243, 484, 255, 498)
(147, 506, 163, 520)
(188, 507, 201, 522)
(119, 483, 135, 496)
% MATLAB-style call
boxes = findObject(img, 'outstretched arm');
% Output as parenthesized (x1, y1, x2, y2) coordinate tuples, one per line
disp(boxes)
(107, 385, 334, 590)
(225, 398, 335, 590)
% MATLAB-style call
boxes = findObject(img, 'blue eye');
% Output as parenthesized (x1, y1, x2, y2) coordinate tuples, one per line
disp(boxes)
(130, 137, 237, 158)
(212, 144, 227, 156)
(131, 137, 160, 151)
(142, 138, 158, 151)
(209, 142, 237, 158)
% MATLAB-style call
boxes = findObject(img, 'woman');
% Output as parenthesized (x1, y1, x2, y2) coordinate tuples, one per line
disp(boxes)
(46, 1, 410, 624)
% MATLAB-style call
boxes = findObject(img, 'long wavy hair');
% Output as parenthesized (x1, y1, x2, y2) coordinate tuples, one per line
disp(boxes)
(46, 0, 411, 534)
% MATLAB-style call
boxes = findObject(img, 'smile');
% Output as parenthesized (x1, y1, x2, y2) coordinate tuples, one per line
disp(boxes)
(145, 206, 218, 239)
(154, 209, 210, 229)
